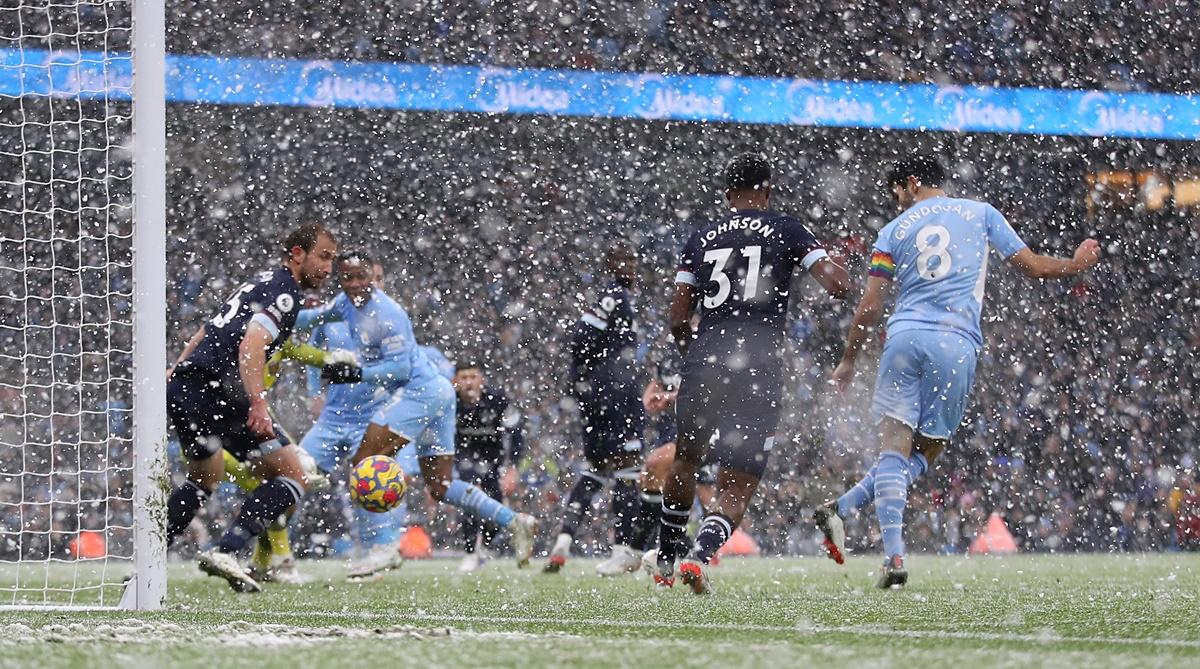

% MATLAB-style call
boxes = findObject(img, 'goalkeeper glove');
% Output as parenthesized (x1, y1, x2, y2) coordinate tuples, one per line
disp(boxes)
(321, 361, 362, 384)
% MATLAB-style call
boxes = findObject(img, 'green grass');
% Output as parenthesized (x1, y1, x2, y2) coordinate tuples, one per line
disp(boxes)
(2, 554, 1198, 668)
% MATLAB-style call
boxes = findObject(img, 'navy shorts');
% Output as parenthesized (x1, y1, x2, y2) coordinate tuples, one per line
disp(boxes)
(167, 367, 286, 462)
(675, 328, 783, 479)
(578, 384, 646, 465)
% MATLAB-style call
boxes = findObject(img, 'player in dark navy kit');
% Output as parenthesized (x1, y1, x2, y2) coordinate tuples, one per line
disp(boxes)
(452, 361, 524, 573)
(544, 244, 650, 576)
(655, 153, 851, 593)
(164, 222, 347, 592)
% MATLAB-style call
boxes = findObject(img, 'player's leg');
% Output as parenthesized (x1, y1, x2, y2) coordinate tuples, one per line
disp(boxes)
(347, 436, 414, 581)
(656, 374, 714, 584)
(420, 453, 537, 566)
(416, 385, 538, 567)
(631, 443, 674, 552)
(210, 441, 308, 558)
(166, 451, 225, 547)
(544, 465, 608, 572)
(165, 372, 227, 547)
(597, 452, 646, 576)
(456, 460, 487, 572)
(816, 332, 921, 565)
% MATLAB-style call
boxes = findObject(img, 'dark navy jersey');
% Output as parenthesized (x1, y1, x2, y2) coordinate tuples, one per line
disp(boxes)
(455, 387, 523, 465)
(568, 280, 640, 390)
(676, 209, 827, 336)
(182, 266, 301, 395)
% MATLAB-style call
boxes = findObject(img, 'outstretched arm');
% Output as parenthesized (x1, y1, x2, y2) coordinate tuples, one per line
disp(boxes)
(831, 275, 891, 391)
(1007, 239, 1101, 279)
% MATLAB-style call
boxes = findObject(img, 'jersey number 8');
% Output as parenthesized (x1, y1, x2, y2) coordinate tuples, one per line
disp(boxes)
(915, 225, 953, 280)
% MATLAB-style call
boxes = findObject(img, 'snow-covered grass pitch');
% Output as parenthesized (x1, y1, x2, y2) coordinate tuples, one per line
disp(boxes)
(3, 554, 1197, 668)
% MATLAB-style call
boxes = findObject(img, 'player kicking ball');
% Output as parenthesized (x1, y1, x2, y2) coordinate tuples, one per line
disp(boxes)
(296, 253, 538, 570)
(817, 156, 1100, 588)
(655, 153, 851, 594)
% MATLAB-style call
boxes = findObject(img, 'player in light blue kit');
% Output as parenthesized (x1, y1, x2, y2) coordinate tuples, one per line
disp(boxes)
(300, 258, 424, 579)
(818, 157, 1100, 588)
(296, 253, 538, 570)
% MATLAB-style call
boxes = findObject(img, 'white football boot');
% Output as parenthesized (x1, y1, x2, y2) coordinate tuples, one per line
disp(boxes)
(596, 544, 642, 577)
(198, 550, 262, 593)
(347, 544, 403, 581)
(458, 552, 485, 573)
(509, 513, 538, 568)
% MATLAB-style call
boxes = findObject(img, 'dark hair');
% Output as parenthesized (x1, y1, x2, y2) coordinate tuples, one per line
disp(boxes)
(886, 157, 946, 189)
(455, 360, 484, 373)
(337, 250, 373, 269)
(282, 222, 335, 259)
(725, 152, 771, 191)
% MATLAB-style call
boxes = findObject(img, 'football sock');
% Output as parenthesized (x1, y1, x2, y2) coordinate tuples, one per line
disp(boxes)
(611, 478, 640, 546)
(356, 502, 407, 547)
(906, 452, 929, 484)
(692, 513, 734, 565)
(836, 464, 878, 518)
(874, 451, 909, 559)
(629, 489, 662, 551)
(217, 476, 304, 554)
(444, 479, 516, 527)
(166, 480, 209, 547)
(267, 518, 292, 557)
(657, 497, 691, 568)
(560, 473, 605, 537)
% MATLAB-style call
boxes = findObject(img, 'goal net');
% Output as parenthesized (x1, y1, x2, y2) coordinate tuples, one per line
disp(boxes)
(0, 0, 164, 609)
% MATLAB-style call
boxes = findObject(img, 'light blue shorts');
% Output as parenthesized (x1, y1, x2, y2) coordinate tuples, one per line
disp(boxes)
(871, 329, 978, 440)
(371, 377, 457, 459)
(300, 418, 420, 476)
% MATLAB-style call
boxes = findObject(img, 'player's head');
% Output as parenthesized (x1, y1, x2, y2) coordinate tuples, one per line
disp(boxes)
(886, 157, 946, 208)
(724, 152, 771, 208)
(283, 222, 337, 290)
(453, 360, 485, 399)
(604, 243, 639, 286)
(337, 251, 375, 307)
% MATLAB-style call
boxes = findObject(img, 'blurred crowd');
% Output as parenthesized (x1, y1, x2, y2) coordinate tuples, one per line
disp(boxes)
(2, 0, 1198, 567)
(169, 0, 1197, 93)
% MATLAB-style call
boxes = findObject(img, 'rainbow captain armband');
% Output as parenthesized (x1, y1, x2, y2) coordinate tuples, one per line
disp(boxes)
(868, 251, 896, 279)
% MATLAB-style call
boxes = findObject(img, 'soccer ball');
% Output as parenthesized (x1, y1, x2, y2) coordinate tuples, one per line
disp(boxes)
(349, 455, 407, 513)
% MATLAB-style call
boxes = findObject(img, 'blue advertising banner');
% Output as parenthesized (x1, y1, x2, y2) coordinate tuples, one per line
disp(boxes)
(3, 48, 1198, 140)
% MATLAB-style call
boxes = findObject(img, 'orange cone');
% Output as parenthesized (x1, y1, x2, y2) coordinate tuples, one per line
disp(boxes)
(398, 525, 433, 560)
(716, 528, 760, 557)
(968, 512, 1018, 555)
(68, 530, 106, 559)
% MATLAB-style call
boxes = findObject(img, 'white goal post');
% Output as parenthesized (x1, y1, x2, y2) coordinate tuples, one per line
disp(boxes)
(0, 0, 165, 610)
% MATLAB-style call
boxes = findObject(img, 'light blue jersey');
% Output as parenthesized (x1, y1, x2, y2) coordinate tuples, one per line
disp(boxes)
(420, 345, 455, 380)
(870, 196, 1027, 348)
(306, 321, 391, 426)
(298, 289, 456, 458)
(297, 289, 444, 393)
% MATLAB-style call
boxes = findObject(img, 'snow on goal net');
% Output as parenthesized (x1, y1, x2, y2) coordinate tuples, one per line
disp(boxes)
(0, 0, 164, 609)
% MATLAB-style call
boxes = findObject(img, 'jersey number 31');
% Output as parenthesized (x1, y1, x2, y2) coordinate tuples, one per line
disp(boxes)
(703, 246, 762, 309)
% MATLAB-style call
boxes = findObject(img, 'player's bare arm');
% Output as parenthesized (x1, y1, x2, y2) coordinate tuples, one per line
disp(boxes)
(808, 256, 853, 299)
(668, 282, 698, 356)
(239, 321, 276, 438)
(831, 275, 891, 391)
(1008, 239, 1101, 279)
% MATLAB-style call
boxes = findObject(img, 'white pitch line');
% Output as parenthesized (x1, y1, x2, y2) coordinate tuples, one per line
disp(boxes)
(207, 608, 1200, 650)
